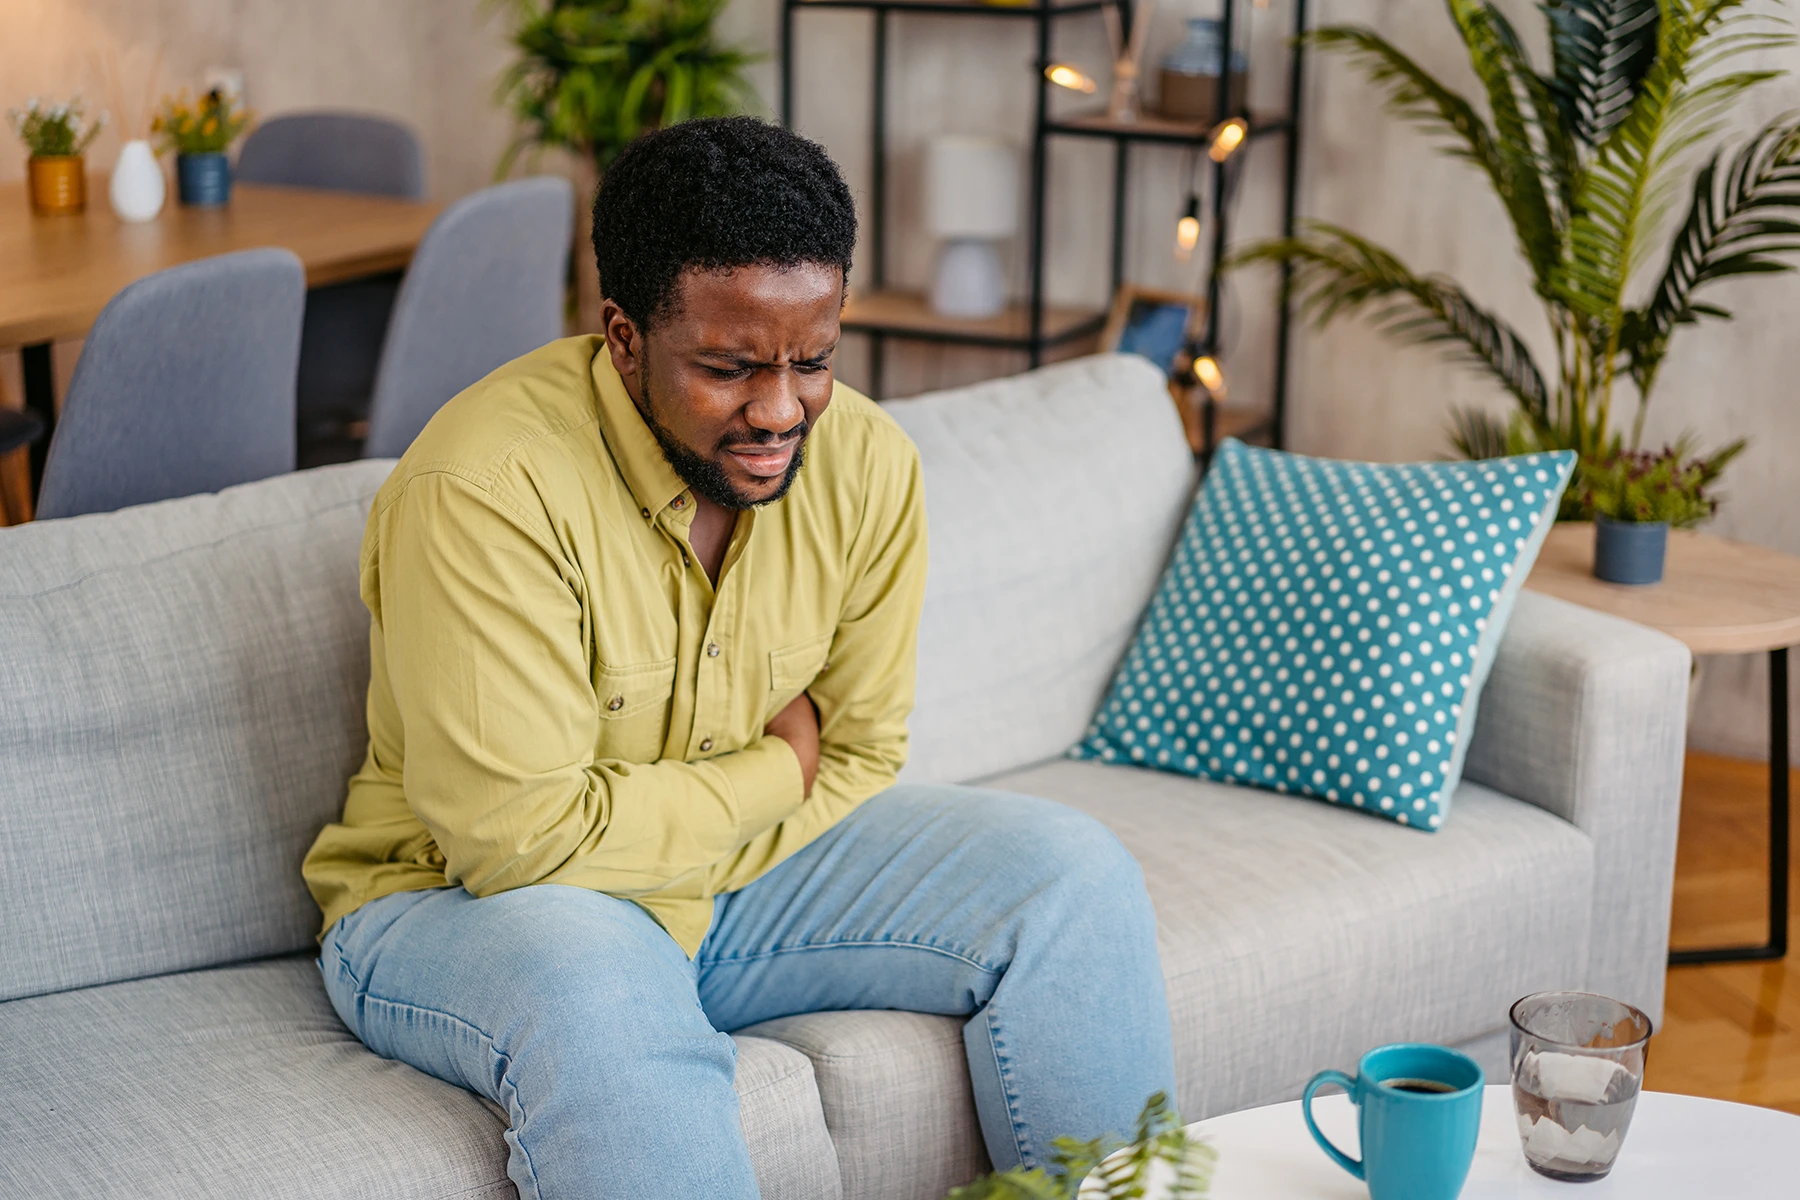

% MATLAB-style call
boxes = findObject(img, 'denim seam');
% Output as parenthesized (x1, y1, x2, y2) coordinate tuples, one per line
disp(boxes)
(353, 986, 545, 1200)
(702, 935, 1002, 974)
(982, 1010, 1033, 1168)
(325, 925, 364, 993)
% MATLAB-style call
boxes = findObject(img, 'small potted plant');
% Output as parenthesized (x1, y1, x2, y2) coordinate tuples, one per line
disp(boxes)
(8, 96, 107, 216)
(946, 1093, 1215, 1199)
(1573, 442, 1744, 586)
(152, 88, 252, 207)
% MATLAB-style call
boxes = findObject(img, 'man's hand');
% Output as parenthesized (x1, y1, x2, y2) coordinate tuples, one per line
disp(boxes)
(764, 693, 820, 797)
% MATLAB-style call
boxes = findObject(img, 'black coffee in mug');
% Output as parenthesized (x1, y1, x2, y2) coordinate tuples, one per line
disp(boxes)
(1383, 1077, 1459, 1095)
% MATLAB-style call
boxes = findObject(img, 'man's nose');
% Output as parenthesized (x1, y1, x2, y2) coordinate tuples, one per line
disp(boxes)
(744, 367, 805, 434)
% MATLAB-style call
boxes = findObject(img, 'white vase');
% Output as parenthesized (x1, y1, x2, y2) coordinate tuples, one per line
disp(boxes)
(109, 139, 166, 222)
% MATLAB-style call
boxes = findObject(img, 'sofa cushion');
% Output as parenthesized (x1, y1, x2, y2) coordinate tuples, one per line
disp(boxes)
(0, 461, 394, 1002)
(742, 1010, 990, 1200)
(884, 354, 1196, 785)
(0, 954, 841, 1200)
(1073, 441, 1574, 829)
(981, 759, 1595, 1120)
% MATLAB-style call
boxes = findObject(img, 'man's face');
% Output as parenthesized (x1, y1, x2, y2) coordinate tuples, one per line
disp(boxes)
(605, 262, 843, 510)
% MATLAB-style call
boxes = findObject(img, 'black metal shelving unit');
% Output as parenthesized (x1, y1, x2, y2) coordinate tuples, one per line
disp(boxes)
(779, 0, 1308, 449)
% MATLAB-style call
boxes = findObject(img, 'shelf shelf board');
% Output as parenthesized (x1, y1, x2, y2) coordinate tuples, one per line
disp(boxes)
(1047, 109, 1290, 146)
(841, 290, 1107, 348)
(791, 0, 1110, 15)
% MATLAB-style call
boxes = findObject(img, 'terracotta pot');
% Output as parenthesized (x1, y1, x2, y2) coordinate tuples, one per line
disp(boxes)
(27, 155, 86, 216)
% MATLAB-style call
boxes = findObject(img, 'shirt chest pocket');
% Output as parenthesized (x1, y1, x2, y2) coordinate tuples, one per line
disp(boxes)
(766, 632, 833, 721)
(595, 654, 677, 762)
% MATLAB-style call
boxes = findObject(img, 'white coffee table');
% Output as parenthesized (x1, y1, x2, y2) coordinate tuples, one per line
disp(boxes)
(1184, 1085, 1797, 1198)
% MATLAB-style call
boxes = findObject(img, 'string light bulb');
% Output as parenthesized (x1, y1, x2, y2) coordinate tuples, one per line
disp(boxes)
(1044, 64, 1098, 94)
(1208, 117, 1249, 163)
(1174, 194, 1201, 260)
(1192, 355, 1228, 402)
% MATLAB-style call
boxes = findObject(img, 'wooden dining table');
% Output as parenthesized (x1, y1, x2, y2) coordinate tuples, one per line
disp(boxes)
(0, 176, 442, 490)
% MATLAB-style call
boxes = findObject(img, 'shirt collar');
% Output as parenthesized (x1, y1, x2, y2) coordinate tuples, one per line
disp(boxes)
(589, 341, 691, 520)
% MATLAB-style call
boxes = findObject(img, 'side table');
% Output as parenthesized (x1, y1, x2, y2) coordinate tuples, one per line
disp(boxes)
(1525, 524, 1800, 964)
(1155, 1085, 1800, 1198)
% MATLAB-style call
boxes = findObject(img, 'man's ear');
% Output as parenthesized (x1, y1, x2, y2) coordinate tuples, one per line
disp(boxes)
(601, 299, 642, 382)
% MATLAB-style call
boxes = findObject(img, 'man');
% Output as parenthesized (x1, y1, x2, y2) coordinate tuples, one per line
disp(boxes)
(302, 117, 1175, 1198)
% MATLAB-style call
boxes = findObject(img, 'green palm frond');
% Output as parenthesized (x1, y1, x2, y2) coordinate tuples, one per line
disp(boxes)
(1624, 115, 1800, 397)
(1448, 407, 1514, 459)
(1234, 223, 1550, 422)
(1558, 1, 1777, 327)
(1305, 27, 1505, 178)
(1446, 1, 1564, 290)
(1543, 0, 1661, 146)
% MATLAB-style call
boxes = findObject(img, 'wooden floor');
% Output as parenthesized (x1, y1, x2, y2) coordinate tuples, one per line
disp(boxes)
(1647, 751, 1799, 1113)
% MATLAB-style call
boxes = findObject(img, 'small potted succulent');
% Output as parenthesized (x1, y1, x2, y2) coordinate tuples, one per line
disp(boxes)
(8, 96, 107, 216)
(152, 87, 252, 207)
(1573, 442, 1744, 586)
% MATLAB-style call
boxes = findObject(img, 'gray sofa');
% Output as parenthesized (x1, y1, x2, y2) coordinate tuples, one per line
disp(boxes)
(0, 354, 1690, 1200)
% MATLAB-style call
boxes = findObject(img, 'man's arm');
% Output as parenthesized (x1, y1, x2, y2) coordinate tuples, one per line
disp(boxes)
(708, 438, 929, 891)
(372, 471, 806, 899)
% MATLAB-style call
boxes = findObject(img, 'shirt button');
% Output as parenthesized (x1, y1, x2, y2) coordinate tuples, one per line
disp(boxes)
(640, 507, 650, 519)
(672, 496, 686, 510)
(607, 695, 624, 712)
(707, 642, 721, 658)
(700, 737, 714, 752)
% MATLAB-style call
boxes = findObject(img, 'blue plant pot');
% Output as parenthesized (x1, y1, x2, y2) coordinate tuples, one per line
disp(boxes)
(1593, 516, 1668, 585)
(176, 152, 232, 207)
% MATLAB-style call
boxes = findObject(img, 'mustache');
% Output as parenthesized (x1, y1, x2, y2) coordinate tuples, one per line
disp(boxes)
(719, 420, 808, 451)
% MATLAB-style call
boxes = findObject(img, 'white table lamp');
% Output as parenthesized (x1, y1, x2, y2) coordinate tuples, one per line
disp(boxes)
(924, 136, 1019, 319)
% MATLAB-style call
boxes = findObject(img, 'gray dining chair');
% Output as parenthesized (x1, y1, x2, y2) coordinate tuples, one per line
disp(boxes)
(362, 176, 574, 460)
(236, 112, 426, 466)
(35, 249, 304, 520)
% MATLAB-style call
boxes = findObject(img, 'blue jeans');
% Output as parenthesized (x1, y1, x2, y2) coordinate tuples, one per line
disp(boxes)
(317, 784, 1175, 1199)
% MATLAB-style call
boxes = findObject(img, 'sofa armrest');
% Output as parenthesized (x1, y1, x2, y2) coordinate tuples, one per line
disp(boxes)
(1464, 590, 1691, 1024)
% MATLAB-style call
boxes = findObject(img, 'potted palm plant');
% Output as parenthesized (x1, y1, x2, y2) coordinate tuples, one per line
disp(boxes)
(1234, 0, 1800, 522)
(9, 97, 106, 216)
(487, 0, 760, 329)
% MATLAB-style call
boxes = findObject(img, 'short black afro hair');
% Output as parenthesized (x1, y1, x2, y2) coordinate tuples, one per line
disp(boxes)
(592, 116, 858, 332)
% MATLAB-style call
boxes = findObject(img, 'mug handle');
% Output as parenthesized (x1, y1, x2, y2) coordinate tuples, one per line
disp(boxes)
(1302, 1069, 1364, 1181)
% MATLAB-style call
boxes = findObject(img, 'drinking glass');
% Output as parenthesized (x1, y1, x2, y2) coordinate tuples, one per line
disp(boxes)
(1509, 991, 1652, 1181)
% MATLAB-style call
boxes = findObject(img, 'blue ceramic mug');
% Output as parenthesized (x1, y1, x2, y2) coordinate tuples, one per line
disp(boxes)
(1303, 1043, 1484, 1200)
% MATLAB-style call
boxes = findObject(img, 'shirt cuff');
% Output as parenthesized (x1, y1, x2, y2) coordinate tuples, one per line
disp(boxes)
(718, 734, 807, 844)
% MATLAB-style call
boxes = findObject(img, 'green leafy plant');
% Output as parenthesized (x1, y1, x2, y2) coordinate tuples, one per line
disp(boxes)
(1232, 1, 1800, 515)
(8, 97, 106, 158)
(944, 1093, 1216, 1200)
(488, 0, 760, 176)
(152, 88, 252, 155)
(1574, 437, 1742, 524)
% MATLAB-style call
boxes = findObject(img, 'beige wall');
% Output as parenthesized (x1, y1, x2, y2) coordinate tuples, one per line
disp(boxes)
(4, 0, 1795, 756)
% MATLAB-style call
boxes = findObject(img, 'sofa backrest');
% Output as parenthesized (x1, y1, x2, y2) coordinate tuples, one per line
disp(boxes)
(887, 353, 1196, 784)
(0, 462, 391, 1002)
(0, 354, 1194, 1000)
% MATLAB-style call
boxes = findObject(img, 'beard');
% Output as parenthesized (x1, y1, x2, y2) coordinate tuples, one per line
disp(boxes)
(638, 365, 808, 511)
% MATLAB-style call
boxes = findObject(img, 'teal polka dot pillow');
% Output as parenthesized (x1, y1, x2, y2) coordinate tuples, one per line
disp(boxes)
(1072, 439, 1574, 829)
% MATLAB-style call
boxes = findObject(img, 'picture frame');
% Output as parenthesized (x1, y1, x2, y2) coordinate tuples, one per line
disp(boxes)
(1098, 284, 1207, 381)
(1099, 284, 1209, 453)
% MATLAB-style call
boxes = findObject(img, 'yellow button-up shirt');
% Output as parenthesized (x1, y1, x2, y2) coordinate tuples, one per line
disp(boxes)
(301, 336, 927, 955)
